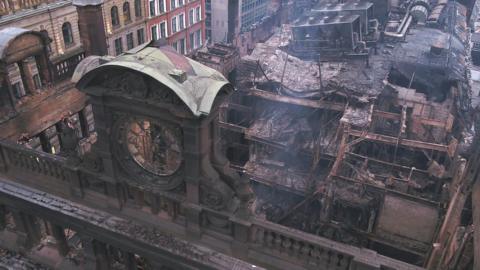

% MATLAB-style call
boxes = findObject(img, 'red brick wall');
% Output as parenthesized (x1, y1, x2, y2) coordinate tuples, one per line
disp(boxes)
(146, 0, 205, 53)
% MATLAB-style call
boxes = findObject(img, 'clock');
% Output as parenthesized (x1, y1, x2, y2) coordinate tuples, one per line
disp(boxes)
(112, 116, 184, 190)
(126, 119, 182, 176)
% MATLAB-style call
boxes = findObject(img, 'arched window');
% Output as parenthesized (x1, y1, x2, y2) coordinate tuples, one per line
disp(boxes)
(111, 6, 119, 26)
(134, 0, 142, 17)
(123, 2, 131, 23)
(61, 22, 74, 46)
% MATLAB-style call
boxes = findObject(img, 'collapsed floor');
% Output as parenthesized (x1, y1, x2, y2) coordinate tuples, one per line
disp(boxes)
(220, 0, 476, 268)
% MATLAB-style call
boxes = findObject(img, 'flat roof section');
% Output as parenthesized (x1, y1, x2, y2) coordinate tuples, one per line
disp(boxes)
(293, 13, 361, 27)
(312, 1, 373, 12)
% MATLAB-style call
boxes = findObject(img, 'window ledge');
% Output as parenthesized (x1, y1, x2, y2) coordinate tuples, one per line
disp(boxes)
(64, 42, 75, 49)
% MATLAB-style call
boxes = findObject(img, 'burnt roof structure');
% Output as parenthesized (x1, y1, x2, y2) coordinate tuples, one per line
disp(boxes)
(220, 0, 478, 268)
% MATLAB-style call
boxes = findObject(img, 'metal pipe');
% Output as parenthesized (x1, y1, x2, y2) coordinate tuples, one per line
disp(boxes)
(384, 15, 413, 39)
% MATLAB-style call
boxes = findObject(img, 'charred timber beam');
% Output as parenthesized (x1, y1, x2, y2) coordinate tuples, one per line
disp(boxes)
(221, 103, 253, 114)
(373, 110, 453, 130)
(334, 175, 440, 205)
(346, 152, 429, 173)
(244, 134, 336, 160)
(348, 129, 456, 155)
(247, 88, 346, 111)
(218, 121, 246, 133)
(245, 172, 308, 196)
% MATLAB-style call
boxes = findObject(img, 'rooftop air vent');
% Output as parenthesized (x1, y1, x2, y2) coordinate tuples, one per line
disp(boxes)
(169, 69, 187, 83)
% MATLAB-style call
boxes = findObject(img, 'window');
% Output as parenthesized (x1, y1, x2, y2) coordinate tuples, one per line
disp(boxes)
(170, 0, 176, 9)
(111, 6, 120, 26)
(137, 28, 145, 44)
(179, 38, 185, 54)
(171, 17, 177, 33)
(68, 113, 84, 139)
(159, 0, 165, 13)
(178, 0, 183, 6)
(160, 21, 167, 38)
(206, 29, 211, 42)
(80, 104, 95, 136)
(123, 2, 131, 23)
(62, 22, 74, 46)
(179, 13, 184, 30)
(33, 74, 42, 89)
(149, 0, 155, 16)
(134, 0, 142, 17)
(12, 82, 26, 99)
(195, 6, 201, 22)
(189, 32, 194, 51)
(39, 126, 60, 154)
(127, 33, 134, 49)
(114, 38, 123, 55)
(172, 41, 178, 51)
(189, 8, 194, 25)
(195, 29, 202, 48)
(151, 25, 158, 40)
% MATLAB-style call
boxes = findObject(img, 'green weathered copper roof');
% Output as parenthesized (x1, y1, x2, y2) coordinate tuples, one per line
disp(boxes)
(74, 45, 231, 117)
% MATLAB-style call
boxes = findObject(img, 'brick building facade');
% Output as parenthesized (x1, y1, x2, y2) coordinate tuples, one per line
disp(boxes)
(146, 0, 205, 54)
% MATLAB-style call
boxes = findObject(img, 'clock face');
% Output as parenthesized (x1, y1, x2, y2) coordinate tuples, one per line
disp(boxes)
(125, 119, 182, 176)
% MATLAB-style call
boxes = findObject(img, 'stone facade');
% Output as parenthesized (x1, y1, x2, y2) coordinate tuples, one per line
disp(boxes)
(100, 0, 147, 55)
(0, 1, 82, 58)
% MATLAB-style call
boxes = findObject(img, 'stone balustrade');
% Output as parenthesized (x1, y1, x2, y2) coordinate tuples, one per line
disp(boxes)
(0, 140, 425, 270)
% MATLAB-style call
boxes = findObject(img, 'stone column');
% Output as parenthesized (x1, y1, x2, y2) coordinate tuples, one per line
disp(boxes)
(1, 72, 17, 111)
(183, 121, 201, 205)
(81, 236, 97, 270)
(35, 53, 52, 86)
(124, 251, 136, 270)
(0, 205, 6, 230)
(51, 223, 69, 256)
(93, 240, 112, 270)
(10, 209, 40, 250)
(75, 4, 108, 56)
(183, 120, 203, 239)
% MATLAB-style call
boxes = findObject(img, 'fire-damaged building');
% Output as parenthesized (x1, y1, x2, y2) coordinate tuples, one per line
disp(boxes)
(0, 0, 477, 270)
(219, 0, 478, 269)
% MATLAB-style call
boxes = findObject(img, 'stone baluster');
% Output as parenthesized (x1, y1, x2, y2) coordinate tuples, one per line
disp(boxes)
(80, 236, 96, 270)
(124, 251, 137, 270)
(282, 237, 292, 255)
(0, 205, 6, 230)
(274, 233, 282, 252)
(300, 244, 311, 261)
(10, 208, 40, 250)
(266, 231, 274, 248)
(50, 223, 69, 256)
(93, 240, 112, 270)
(292, 240, 301, 258)
(254, 227, 264, 244)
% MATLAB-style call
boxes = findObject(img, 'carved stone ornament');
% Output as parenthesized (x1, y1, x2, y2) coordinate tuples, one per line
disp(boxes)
(100, 71, 183, 105)
(112, 114, 185, 190)
(80, 152, 104, 173)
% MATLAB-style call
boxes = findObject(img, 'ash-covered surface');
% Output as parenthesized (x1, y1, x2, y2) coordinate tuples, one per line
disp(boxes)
(240, 25, 392, 101)
(0, 249, 51, 270)
(0, 180, 262, 270)
(245, 106, 315, 150)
